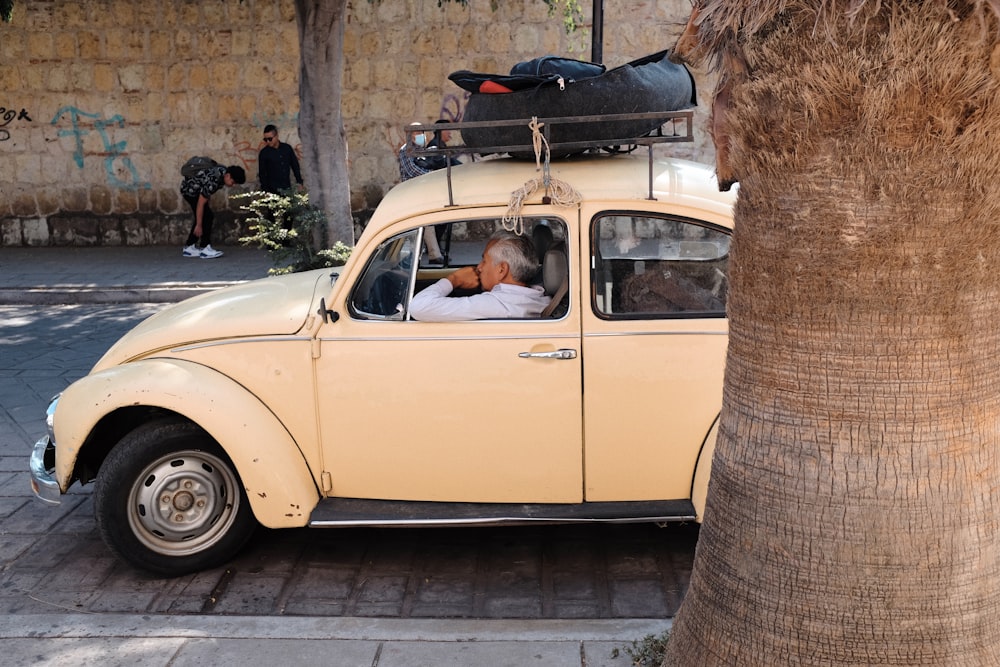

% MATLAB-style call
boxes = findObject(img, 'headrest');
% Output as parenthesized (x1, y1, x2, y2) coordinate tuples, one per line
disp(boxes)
(542, 247, 568, 297)
(532, 224, 554, 263)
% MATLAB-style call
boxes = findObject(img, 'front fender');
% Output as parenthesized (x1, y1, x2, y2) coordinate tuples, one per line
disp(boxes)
(54, 358, 319, 528)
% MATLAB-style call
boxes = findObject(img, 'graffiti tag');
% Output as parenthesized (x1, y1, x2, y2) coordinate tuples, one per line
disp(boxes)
(0, 107, 32, 142)
(50, 106, 150, 190)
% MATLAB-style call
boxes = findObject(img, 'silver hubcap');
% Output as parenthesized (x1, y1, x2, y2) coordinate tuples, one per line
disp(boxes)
(127, 450, 240, 557)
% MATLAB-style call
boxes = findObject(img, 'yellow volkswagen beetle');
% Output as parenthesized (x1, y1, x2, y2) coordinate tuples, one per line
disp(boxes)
(30, 150, 734, 576)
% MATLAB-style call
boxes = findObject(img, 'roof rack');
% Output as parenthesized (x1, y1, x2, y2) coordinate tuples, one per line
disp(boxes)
(404, 111, 694, 204)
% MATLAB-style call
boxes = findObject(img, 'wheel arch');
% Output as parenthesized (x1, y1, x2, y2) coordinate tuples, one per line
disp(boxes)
(54, 358, 319, 528)
(690, 414, 720, 521)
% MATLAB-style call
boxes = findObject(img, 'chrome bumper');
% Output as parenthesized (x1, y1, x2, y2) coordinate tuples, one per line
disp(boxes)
(29, 436, 62, 506)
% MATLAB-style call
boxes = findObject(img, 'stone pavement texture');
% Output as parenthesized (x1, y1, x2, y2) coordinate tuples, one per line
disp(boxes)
(0, 613, 671, 666)
(0, 245, 275, 304)
(0, 244, 679, 664)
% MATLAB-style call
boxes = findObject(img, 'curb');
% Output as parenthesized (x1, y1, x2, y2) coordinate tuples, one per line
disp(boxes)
(0, 613, 672, 642)
(0, 282, 246, 305)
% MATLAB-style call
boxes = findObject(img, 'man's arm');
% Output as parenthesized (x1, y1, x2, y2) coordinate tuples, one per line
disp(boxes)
(193, 194, 209, 239)
(408, 279, 457, 321)
(409, 269, 508, 322)
(288, 145, 303, 185)
(257, 149, 269, 190)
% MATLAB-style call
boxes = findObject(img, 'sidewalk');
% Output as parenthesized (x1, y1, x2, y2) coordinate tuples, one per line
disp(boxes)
(0, 242, 486, 304)
(0, 613, 669, 666)
(0, 245, 274, 304)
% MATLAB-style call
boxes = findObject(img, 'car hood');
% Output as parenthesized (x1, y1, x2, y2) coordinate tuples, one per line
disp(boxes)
(92, 268, 335, 371)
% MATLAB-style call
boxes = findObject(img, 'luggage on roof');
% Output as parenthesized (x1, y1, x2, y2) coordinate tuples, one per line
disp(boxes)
(449, 50, 696, 158)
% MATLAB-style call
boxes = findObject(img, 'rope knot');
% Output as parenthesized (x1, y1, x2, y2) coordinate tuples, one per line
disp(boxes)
(502, 117, 582, 236)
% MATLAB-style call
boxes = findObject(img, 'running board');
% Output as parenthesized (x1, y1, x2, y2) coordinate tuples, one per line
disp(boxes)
(308, 498, 697, 528)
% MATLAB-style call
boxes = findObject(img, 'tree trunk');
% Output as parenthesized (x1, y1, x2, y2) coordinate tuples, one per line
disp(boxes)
(666, 2, 1000, 664)
(294, 0, 354, 246)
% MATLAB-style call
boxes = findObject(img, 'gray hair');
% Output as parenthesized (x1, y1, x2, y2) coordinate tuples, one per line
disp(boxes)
(487, 233, 539, 284)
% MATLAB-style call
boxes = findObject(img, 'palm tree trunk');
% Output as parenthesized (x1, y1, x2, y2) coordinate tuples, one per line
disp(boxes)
(667, 2, 1000, 663)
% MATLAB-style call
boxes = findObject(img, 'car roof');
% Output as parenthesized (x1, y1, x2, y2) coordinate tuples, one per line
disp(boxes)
(371, 154, 736, 231)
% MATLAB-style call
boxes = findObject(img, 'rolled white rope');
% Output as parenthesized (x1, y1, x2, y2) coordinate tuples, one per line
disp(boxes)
(502, 117, 582, 235)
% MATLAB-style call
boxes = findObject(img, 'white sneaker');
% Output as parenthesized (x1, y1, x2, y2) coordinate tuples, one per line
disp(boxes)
(182, 244, 199, 258)
(199, 245, 224, 259)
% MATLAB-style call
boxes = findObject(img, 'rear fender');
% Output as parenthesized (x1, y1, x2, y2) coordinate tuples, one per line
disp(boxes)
(690, 416, 719, 521)
(54, 358, 319, 528)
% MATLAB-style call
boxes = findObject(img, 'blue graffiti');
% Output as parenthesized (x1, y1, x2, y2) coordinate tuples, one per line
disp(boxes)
(50, 106, 151, 190)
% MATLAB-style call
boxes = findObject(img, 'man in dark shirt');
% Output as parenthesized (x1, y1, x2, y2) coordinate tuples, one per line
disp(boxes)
(258, 125, 303, 194)
(180, 163, 246, 259)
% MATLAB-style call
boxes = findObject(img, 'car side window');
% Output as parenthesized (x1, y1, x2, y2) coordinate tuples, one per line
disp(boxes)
(408, 217, 570, 320)
(591, 214, 729, 319)
(349, 230, 419, 320)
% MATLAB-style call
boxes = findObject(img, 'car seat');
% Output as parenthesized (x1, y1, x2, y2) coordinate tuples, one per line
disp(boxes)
(540, 244, 569, 318)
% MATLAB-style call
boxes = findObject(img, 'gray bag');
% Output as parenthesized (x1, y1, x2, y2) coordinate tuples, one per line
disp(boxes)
(180, 156, 218, 178)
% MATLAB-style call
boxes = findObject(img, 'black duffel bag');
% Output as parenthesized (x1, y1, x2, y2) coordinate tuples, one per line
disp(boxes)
(449, 55, 605, 94)
(452, 50, 696, 158)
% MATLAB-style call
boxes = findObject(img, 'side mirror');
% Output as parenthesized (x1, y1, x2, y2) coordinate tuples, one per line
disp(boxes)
(317, 298, 339, 324)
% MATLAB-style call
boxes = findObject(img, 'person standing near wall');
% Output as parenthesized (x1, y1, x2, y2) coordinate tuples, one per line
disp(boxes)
(258, 125, 304, 195)
(425, 119, 461, 169)
(181, 163, 247, 259)
(399, 123, 444, 264)
(424, 119, 462, 256)
(398, 121, 460, 265)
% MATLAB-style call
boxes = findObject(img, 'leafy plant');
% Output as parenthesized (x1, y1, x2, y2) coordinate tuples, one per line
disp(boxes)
(610, 629, 672, 666)
(237, 190, 351, 275)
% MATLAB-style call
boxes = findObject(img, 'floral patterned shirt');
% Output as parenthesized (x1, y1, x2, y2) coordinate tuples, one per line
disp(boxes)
(180, 165, 227, 198)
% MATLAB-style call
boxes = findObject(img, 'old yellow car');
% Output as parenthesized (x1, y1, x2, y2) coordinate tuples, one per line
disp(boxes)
(30, 132, 735, 576)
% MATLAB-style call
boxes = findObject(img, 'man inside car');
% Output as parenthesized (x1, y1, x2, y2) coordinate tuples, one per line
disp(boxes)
(409, 233, 550, 321)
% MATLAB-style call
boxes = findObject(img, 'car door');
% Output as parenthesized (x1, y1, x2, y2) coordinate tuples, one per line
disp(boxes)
(582, 210, 730, 501)
(313, 212, 584, 504)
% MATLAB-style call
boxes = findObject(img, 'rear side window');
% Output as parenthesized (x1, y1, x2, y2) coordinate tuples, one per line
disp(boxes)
(591, 214, 729, 319)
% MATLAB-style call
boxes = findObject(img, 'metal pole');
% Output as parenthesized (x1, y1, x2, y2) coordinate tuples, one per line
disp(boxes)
(591, 0, 604, 64)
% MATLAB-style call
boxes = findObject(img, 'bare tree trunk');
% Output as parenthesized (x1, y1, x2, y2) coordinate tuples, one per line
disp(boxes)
(667, 2, 1000, 663)
(294, 0, 353, 246)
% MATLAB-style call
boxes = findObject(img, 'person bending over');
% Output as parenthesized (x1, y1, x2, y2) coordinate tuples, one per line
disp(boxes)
(180, 163, 246, 259)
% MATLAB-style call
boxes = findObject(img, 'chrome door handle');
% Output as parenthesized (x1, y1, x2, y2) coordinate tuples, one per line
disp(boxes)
(518, 349, 577, 360)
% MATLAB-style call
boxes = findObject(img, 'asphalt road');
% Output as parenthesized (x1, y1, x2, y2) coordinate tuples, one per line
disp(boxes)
(0, 304, 696, 619)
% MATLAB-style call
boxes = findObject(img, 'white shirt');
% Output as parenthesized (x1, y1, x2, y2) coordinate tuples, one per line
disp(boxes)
(409, 279, 552, 322)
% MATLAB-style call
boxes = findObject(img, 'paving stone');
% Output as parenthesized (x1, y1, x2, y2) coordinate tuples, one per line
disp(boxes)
(377, 640, 583, 667)
(413, 577, 475, 605)
(285, 565, 356, 600)
(1, 636, 187, 667)
(169, 638, 380, 667)
(406, 603, 475, 618)
(609, 580, 671, 617)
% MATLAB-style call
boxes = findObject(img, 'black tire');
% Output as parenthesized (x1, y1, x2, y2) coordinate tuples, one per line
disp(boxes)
(93, 418, 257, 577)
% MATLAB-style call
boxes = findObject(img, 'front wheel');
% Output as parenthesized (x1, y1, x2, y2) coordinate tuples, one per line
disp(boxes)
(94, 419, 257, 577)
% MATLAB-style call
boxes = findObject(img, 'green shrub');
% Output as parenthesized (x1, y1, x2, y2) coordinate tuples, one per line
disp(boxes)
(237, 190, 351, 275)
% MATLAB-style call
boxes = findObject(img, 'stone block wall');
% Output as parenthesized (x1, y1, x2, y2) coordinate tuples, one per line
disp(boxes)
(343, 0, 717, 214)
(0, 0, 716, 247)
